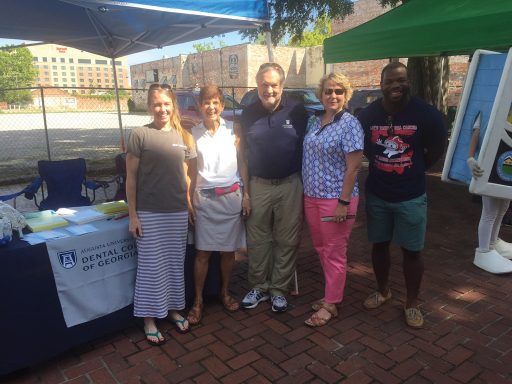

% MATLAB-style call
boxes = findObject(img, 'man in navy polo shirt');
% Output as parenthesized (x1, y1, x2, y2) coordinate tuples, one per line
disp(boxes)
(240, 62, 308, 313)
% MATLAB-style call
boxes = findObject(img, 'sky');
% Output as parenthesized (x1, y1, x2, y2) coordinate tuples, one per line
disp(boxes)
(0, 31, 249, 66)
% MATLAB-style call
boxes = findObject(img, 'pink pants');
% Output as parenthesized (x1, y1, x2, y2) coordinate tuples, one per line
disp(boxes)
(304, 195, 359, 304)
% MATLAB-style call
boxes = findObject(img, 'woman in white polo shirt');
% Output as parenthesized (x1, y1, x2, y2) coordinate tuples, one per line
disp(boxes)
(187, 85, 250, 324)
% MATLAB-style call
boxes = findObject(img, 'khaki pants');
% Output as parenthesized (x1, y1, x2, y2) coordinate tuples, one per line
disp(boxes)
(246, 173, 303, 296)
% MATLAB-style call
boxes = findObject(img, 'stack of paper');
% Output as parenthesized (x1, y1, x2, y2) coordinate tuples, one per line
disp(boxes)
(24, 210, 69, 232)
(61, 208, 107, 225)
(94, 200, 128, 215)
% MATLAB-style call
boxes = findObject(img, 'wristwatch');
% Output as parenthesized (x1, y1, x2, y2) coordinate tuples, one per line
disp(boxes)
(337, 198, 350, 206)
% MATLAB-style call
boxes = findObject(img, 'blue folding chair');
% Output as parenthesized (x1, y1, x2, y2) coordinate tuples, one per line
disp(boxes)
(0, 158, 107, 211)
(0, 178, 42, 209)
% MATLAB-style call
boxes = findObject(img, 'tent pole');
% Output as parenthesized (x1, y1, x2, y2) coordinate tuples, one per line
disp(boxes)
(264, 23, 274, 62)
(111, 57, 125, 151)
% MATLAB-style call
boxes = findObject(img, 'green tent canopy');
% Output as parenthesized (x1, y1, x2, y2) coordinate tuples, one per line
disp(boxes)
(324, 0, 512, 63)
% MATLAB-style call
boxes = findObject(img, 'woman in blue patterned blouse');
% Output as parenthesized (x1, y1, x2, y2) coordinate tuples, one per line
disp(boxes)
(302, 73, 364, 327)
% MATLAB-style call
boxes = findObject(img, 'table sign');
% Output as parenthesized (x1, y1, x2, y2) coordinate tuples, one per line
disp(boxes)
(46, 219, 137, 327)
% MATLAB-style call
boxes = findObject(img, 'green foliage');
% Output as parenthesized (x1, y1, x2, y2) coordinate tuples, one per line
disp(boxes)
(0, 46, 37, 104)
(193, 39, 226, 53)
(288, 14, 332, 47)
(241, 0, 354, 46)
(79, 89, 129, 101)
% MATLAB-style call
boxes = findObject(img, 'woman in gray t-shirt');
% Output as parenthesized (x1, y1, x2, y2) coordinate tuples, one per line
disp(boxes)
(126, 84, 196, 346)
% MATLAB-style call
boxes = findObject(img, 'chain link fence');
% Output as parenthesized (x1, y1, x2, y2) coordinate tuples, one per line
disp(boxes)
(0, 85, 298, 185)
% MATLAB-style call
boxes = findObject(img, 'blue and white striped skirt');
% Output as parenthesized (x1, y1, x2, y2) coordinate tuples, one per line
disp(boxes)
(133, 210, 188, 318)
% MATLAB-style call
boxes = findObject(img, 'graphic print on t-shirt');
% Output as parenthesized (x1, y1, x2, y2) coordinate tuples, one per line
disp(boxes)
(370, 123, 417, 174)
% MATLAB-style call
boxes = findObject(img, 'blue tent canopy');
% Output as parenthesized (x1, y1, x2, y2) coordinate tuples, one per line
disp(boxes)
(0, 0, 269, 57)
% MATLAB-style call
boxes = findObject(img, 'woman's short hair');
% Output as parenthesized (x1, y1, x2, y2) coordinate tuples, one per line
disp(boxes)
(198, 85, 224, 104)
(317, 73, 353, 107)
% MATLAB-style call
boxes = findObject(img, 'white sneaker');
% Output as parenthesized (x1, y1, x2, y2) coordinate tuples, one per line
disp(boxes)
(473, 249, 512, 274)
(492, 238, 512, 260)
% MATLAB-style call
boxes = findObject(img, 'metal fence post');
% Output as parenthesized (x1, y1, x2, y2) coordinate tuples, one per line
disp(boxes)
(40, 86, 51, 161)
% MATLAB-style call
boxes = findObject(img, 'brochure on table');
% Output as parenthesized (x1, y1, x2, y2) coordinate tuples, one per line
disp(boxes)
(22, 201, 128, 244)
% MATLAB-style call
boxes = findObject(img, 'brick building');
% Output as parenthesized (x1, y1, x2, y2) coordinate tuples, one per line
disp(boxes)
(131, 0, 469, 107)
(130, 43, 322, 107)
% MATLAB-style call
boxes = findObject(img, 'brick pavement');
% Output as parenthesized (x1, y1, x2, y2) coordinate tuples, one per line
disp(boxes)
(3, 170, 512, 383)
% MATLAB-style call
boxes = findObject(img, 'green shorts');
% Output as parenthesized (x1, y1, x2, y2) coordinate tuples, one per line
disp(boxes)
(365, 192, 427, 252)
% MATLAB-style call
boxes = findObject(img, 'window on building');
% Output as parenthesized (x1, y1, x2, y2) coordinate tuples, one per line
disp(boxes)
(44, 71, 49, 75)
(32, 57, 38, 62)
(95, 59, 108, 65)
(78, 66, 83, 70)
(62, 72, 67, 77)
(80, 79, 84, 83)
(69, 58, 74, 63)
(88, 67, 92, 71)
(54, 78, 58, 82)
(70, 72, 75, 77)
(44, 65, 48, 69)
(42, 57, 48, 62)
(78, 59, 92, 64)
(60, 58, 65, 63)
(45, 77, 49, 82)
(53, 72, 58, 76)
(52, 57, 58, 62)
(70, 66, 75, 70)
(114, 60, 122, 65)
(52, 65, 57, 70)
(62, 78, 67, 83)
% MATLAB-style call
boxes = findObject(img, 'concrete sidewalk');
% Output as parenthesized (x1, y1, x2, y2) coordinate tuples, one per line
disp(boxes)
(4, 170, 512, 383)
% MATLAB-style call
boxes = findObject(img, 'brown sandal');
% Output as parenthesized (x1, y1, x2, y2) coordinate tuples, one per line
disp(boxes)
(187, 302, 203, 325)
(304, 303, 338, 327)
(311, 299, 325, 312)
(221, 295, 240, 312)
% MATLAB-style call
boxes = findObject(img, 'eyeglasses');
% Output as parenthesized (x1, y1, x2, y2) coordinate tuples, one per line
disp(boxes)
(324, 88, 344, 96)
(387, 115, 394, 136)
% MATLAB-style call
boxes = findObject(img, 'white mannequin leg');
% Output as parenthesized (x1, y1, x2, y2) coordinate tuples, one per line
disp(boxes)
(474, 249, 512, 274)
(475, 197, 512, 273)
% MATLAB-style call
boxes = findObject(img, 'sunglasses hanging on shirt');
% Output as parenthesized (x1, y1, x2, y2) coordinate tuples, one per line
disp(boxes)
(387, 115, 394, 136)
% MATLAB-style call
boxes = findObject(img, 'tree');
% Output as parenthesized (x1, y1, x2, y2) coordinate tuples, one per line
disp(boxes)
(193, 40, 226, 53)
(0, 46, 36, 104)
(378, 0, 449, 114)
(241, 0, 354, 46)
(288, 14, 332, 47)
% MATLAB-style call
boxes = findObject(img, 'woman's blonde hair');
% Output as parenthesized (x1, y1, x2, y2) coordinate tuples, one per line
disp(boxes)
(147, 84, 194, 150)
(317, 73, 353, 108)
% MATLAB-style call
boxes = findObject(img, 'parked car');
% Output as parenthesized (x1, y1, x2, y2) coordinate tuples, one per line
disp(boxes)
(174, 89, 243, 130)
(240, 88, 324, 116)
(348, 89, 382, 116)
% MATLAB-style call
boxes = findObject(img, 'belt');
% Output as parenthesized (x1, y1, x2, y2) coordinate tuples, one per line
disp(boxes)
(251, 173, 297, 185)
(199, 182, 240, 197)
